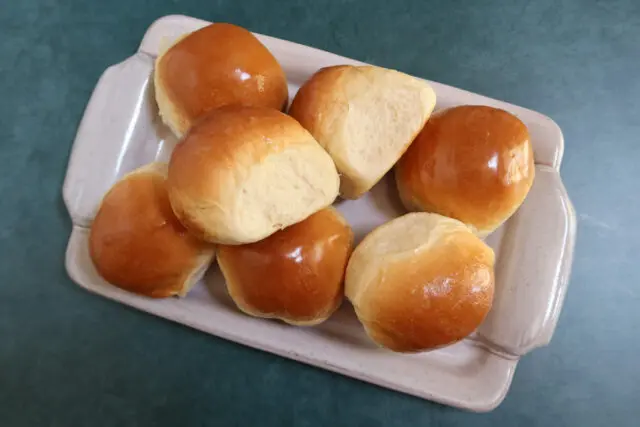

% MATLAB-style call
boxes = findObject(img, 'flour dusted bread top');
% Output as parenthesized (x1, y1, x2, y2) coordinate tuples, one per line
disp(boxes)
(345, 212, 495, 353)
(167, 106, 340, 245)
(89, 163, 216, 298)
(154, 23, 288, 137)
(289, 65, 436, 199)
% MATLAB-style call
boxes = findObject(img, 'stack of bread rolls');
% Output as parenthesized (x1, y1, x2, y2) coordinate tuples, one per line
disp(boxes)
(89, 22, 535, 353)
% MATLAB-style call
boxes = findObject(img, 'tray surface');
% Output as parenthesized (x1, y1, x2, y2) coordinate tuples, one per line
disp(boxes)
(62, 15, 576, 412)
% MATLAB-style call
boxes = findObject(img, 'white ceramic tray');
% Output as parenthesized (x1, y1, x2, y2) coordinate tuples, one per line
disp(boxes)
(62, 15, 576, 412)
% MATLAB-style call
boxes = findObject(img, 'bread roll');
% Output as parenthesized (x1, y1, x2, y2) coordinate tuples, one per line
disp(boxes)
(395, 105, 535, 237)
(154, 23, 288, 137)
(217, 208, 353, 325)
(167, 106, 340, 245)
(89, 163, 216, 298)
(345, 212, 495, 353)
(288, 65, 436, 199)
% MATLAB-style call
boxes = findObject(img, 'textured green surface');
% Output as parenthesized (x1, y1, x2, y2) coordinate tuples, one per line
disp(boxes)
(1, 0, 639, 425)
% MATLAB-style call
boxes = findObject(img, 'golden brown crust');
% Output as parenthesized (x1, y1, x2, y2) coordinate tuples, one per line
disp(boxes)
(288, 66, 350, 140)
(289, 66, 355, 194)
(345, 212, 495, 353)
(89, 164, 215, 298)
(359, 232, 493, 352)
(155, 23, 288, 136)
(168, 106, 309, 214)
(395, 105, 535, 236)
(166, 106, 339, 245)
(289, 65, 436, 199)
(217, 208, 354, 325)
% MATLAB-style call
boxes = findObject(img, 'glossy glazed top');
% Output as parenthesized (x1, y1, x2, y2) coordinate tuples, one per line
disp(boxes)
(217, 208, 354, 325)
(345, 212, 495, 353)
(396, 105, 535, 236)
(156, 23, 288, 131)
(89, 165, 214, 297)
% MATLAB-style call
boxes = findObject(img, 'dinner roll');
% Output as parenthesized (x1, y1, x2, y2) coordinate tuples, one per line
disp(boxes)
(89, 163, 216, 298)
(289, 65, 436, 199)
(345, 212, 495, 353)
(395, 105, 535, 237)
(218, 208, 353, 325)
(154, 23, 288, 137)
(167, 106, 340, 245)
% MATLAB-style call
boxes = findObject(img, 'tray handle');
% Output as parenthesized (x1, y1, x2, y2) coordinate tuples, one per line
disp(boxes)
(478, 165, 577, 357)
(62, 53, 155, 227)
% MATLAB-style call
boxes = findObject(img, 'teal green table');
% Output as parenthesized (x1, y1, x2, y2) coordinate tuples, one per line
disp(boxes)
(2, 1, 639, 425)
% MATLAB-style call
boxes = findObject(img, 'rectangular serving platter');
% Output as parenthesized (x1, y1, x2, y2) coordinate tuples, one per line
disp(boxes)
(62, 15, 576, 412)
